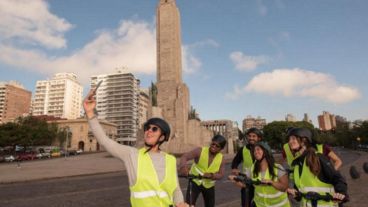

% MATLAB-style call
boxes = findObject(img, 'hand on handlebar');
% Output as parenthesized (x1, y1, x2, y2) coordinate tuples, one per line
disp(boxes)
(333, 193, 346, 202)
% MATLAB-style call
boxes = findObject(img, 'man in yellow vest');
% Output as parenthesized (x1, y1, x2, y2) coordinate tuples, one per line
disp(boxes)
(179, 135, 227, 207)
(84, 88, 188, 207)
(231, 128, 263, 207)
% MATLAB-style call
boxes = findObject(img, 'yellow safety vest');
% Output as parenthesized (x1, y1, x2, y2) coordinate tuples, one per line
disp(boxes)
(252, 164, 290, 207)
(130, 148, 177, 207)
(284, 144, 323, 180)
(242, 146, 254, 174)
(190, 147, 223, 188)
(294, 159, 337, 207)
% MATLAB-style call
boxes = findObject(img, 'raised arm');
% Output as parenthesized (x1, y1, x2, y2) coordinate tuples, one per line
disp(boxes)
(83, 89, 137, 160)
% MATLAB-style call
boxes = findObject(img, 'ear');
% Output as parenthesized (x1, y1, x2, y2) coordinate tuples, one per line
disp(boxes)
(159, 135, 165, 142)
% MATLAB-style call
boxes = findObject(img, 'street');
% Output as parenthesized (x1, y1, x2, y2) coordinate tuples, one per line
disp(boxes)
(0, 148, 364, 207)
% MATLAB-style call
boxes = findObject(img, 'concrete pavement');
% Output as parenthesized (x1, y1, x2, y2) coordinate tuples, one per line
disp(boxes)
(1, 151, 367, 207)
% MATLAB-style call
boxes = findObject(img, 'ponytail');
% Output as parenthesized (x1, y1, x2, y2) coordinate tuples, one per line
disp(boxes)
(305, 146, 321, 176)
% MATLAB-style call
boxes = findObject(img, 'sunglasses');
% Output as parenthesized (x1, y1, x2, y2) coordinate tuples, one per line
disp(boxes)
(144, 125, 159, 132)
(211, 142, 221, 148)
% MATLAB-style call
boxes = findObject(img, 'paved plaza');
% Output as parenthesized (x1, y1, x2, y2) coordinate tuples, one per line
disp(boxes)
(0, 150, 367, 207)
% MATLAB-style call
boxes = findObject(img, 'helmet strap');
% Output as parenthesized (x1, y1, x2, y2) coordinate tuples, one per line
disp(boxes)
(144, 134, 165, 153)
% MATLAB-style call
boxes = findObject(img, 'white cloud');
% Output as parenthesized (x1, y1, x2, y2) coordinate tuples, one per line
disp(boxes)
(226, 68, 361, 104)
(0, 0, 73, 49)
(0, 20, 157, 84)
(0, 1, 211, 84)
(182, 39, 219, 74)
(230, 51, 269, 72)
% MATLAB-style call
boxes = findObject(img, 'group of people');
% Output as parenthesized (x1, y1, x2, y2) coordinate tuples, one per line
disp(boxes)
(83, 88, 348, 207)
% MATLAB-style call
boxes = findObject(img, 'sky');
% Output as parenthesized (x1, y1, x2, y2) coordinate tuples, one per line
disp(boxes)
(0, 0, 367, 126)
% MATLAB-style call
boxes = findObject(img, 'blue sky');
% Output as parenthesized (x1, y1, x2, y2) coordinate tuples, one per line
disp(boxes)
(0, 0, 367, 126)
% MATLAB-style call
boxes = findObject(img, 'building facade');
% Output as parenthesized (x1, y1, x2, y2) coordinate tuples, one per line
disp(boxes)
(242, 115, 267, 131)
(0, 81, 32, 124)
(91, 69, 140, 146)
(138, 88, 149, 127)
(285, 113, 297, 122)
(318, 111, 336, 131)
(50, 118, 117, 152)
(201, 119, 237, 153)
(143, 0, 212, 154)
(32, 73, 83, 119)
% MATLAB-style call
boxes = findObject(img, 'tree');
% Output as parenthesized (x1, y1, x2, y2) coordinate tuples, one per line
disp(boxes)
(149, 82, 158, 107)
(262, 121, 314, 149)
(0, 116, 57, 149)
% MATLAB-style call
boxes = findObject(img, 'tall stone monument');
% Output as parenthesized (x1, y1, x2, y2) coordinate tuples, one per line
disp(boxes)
(149, 0, 212, 153)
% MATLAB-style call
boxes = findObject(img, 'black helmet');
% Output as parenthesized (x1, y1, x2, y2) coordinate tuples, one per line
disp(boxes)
(287, 128, 313, 144)
(212, 134, 227, 149)
(246, 128, 263, 139)
(144, 117, 171, 141)
(254, 141, 272, 155)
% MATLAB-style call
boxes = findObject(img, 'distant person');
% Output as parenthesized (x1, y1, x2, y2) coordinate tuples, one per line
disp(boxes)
(231, 128, 263, 207)
(83, 88, 188, 207)
(286, 128, 348, 206)
(179, 135, 226, 207)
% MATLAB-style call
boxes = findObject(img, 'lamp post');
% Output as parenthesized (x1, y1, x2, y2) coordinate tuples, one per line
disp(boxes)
(357, 137, 361, 148)
(65, 127, 70, 160)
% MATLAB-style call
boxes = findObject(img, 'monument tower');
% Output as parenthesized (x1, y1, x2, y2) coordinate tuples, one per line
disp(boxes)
(150, 0, 212, 153)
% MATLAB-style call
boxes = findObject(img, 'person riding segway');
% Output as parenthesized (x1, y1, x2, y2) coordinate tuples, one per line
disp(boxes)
(179, 135, 227, 207)
(231, 128, 263, 207)
(286, 128, 348, 207)
(84, 88, 188, 207)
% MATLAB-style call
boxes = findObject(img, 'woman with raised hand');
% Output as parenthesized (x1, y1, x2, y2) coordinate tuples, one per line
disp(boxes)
(83, 88, 188, 207)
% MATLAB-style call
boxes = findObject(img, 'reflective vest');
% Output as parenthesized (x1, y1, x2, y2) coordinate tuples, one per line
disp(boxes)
(242, 146, 254, 175)
(130, 148, 177, 207)
(294, 159, 337, 207)
(251, 164, 290, 207)
(284, 144, 323, 180)
(190, 146, 223, 188)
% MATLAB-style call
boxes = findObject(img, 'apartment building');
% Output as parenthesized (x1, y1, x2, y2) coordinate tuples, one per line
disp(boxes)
(32, 73, 83, 119)
(0, 81, 32, 124)
(242, 115, 267, 131)
(91, 69, 140, 146)
(318, 111, 336, 131)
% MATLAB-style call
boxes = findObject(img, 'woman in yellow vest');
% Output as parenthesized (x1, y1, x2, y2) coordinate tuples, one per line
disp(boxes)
(283, 127, 342, 172)
(83, 89, 188, 207)
(231, 128, 263, 207)
(179, 135, 227, 207)
(251, 141, 290, 207)
(287, 128, 348, 207)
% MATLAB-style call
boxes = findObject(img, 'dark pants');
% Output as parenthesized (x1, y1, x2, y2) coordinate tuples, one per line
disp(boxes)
(186, 181, 215, 207)
(241, 186, 254, 207)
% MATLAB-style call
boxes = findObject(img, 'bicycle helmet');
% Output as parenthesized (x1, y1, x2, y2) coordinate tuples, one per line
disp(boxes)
(287, 128, 313, 144)
(144, 117, 171, 141)
(246, 128, 263, 139)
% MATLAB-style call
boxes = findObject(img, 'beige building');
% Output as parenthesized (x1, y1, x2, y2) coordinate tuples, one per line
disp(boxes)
(50, 118, 117, 152)
(91, 69, 140, 146)
(0, 81, 31, 124)
(285, 113, 297, 122)
(138, 89, 149, 127)
(32, 73, 83, 119)
(318, 111, 336, 131)
(201, 120, 237, 154)
(145, 0, 212, 153)
(242, 115, 267, 131)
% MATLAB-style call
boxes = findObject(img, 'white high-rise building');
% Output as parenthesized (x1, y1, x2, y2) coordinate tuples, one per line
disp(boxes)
(32, 73, 83, 119)
(91, 69, 140, 146)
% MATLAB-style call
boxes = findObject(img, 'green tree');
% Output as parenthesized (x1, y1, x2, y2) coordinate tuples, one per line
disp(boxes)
(262, 121, 314, 149)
